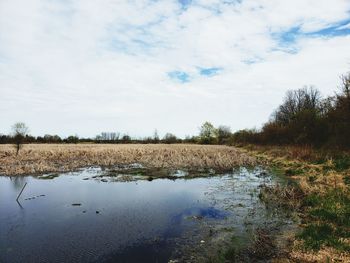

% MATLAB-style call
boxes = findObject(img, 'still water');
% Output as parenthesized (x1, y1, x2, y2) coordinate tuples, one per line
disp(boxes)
(0, 166, 291, 263)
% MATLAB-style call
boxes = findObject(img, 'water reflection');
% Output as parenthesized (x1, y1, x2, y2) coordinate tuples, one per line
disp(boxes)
(0, 167, 288, 263)
(9, 176, 28, 190)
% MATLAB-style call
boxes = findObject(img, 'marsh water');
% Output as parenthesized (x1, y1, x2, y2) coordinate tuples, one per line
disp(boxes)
(0, 166, 294, 263)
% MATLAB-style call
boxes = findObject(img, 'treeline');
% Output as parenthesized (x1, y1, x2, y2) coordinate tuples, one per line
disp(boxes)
(233, 73, 350, 148)
(0, 134, 83, 144)
(0, 132, 190, 144)
(0, 123, 230, 145)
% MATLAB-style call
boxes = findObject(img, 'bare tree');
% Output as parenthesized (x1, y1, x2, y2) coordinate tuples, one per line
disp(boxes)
(153, 129, 159, 143)
(98, 132, 119, 142)
(273, 86, 321, 125)
(340, 73, 350, 99)
(11, 122, 29, 155)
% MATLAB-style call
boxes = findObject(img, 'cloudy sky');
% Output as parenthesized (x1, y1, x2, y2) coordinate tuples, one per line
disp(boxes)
(1, 0, 350, 138)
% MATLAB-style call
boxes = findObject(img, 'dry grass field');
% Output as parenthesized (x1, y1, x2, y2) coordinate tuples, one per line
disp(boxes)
(0, 144, 257, 176)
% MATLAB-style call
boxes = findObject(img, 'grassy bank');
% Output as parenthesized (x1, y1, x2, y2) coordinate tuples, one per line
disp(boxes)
(0, 144, 257, 176)
(240, 145, 350, 262)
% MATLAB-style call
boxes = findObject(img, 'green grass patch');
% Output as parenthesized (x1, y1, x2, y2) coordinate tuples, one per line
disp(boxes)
(298, 223, 346, 250)
(306, 190, 350, 227)
(284, 168, 305, 176)
(333, 156, 350, 171)
(299, 190, 350, 251)
(344, 176, 350, 186)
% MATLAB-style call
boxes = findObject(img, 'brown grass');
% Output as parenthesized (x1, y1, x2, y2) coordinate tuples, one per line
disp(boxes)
(241, 144, 350, 262)
(0, 144, 257, 176)
(290, 240, 350, 262)
(240, 145, 350, 194)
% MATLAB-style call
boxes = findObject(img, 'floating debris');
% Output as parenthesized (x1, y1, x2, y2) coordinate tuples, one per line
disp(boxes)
(24, 194, 46, 201)
(37, 173, 59, 180)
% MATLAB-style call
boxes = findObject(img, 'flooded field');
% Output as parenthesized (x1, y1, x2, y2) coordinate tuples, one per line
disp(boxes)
(0, 166, 296, 263)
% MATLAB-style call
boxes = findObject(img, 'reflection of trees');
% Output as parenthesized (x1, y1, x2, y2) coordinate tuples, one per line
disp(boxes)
(10, 176, 28, 191)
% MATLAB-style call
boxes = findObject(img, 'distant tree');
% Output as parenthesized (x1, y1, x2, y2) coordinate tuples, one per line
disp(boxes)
(121, 134, 131, 143)
(232, 129, 260, 145)
(199, 121, 217, 144)
(52, 135, 62, 143)
(217, 125, 232, 144)
(43, 134, 61, 143)
(183, 135, 197, 144)
(0, 134, 7, 144)
(110, 132, 119, 141)
(25, 134, 36, 143)
(11, 122, 29, 155)
(0, 134, 11, 144)
(66, 135, 79, 144)
(153, 129, 160, 143)
(163, 133, 178, 144)
(96, 132, 119, 142)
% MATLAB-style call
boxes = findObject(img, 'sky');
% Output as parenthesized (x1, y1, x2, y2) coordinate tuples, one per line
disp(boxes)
(1, 0, 350, 138)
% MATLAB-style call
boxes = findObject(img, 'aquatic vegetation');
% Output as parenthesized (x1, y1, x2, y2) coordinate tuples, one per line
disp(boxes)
(0, 144, 257, 176)
(258, 183, 303, 211)
(37, 173, 59, 180)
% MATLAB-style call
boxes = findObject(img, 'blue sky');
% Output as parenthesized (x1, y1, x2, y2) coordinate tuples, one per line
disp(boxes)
(0, 0, 350, 137)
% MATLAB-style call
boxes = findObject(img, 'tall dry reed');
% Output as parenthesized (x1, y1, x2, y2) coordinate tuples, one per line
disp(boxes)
(0, 144, 257, 175)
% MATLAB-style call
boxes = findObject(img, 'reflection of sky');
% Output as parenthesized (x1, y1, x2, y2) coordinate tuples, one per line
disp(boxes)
(0, 172, 219, 262)
(0, 167, 278, 263)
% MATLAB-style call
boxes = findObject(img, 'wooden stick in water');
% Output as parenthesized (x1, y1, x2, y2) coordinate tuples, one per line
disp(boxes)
(16, 182, 27, 201)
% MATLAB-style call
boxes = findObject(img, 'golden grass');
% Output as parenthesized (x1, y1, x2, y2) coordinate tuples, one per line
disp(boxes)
(240, 145, 349, 194)
(0, 144, 257, 176)
(290, 240, 350, 262)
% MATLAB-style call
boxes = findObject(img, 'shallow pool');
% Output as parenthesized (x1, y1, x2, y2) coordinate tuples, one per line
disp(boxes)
(0, 166, 292, 263)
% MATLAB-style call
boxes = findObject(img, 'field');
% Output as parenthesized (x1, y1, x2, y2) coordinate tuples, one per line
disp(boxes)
(0, 144, 257, 176)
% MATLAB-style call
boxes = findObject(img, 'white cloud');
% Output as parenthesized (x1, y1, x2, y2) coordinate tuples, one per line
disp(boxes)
(0, 0, 350, 137)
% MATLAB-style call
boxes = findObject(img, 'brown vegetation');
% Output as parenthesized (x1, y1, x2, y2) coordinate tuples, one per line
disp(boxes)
(242, 144, 350, 262)
(241, 144, 350, 194)
(0, 144, 257, 176)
